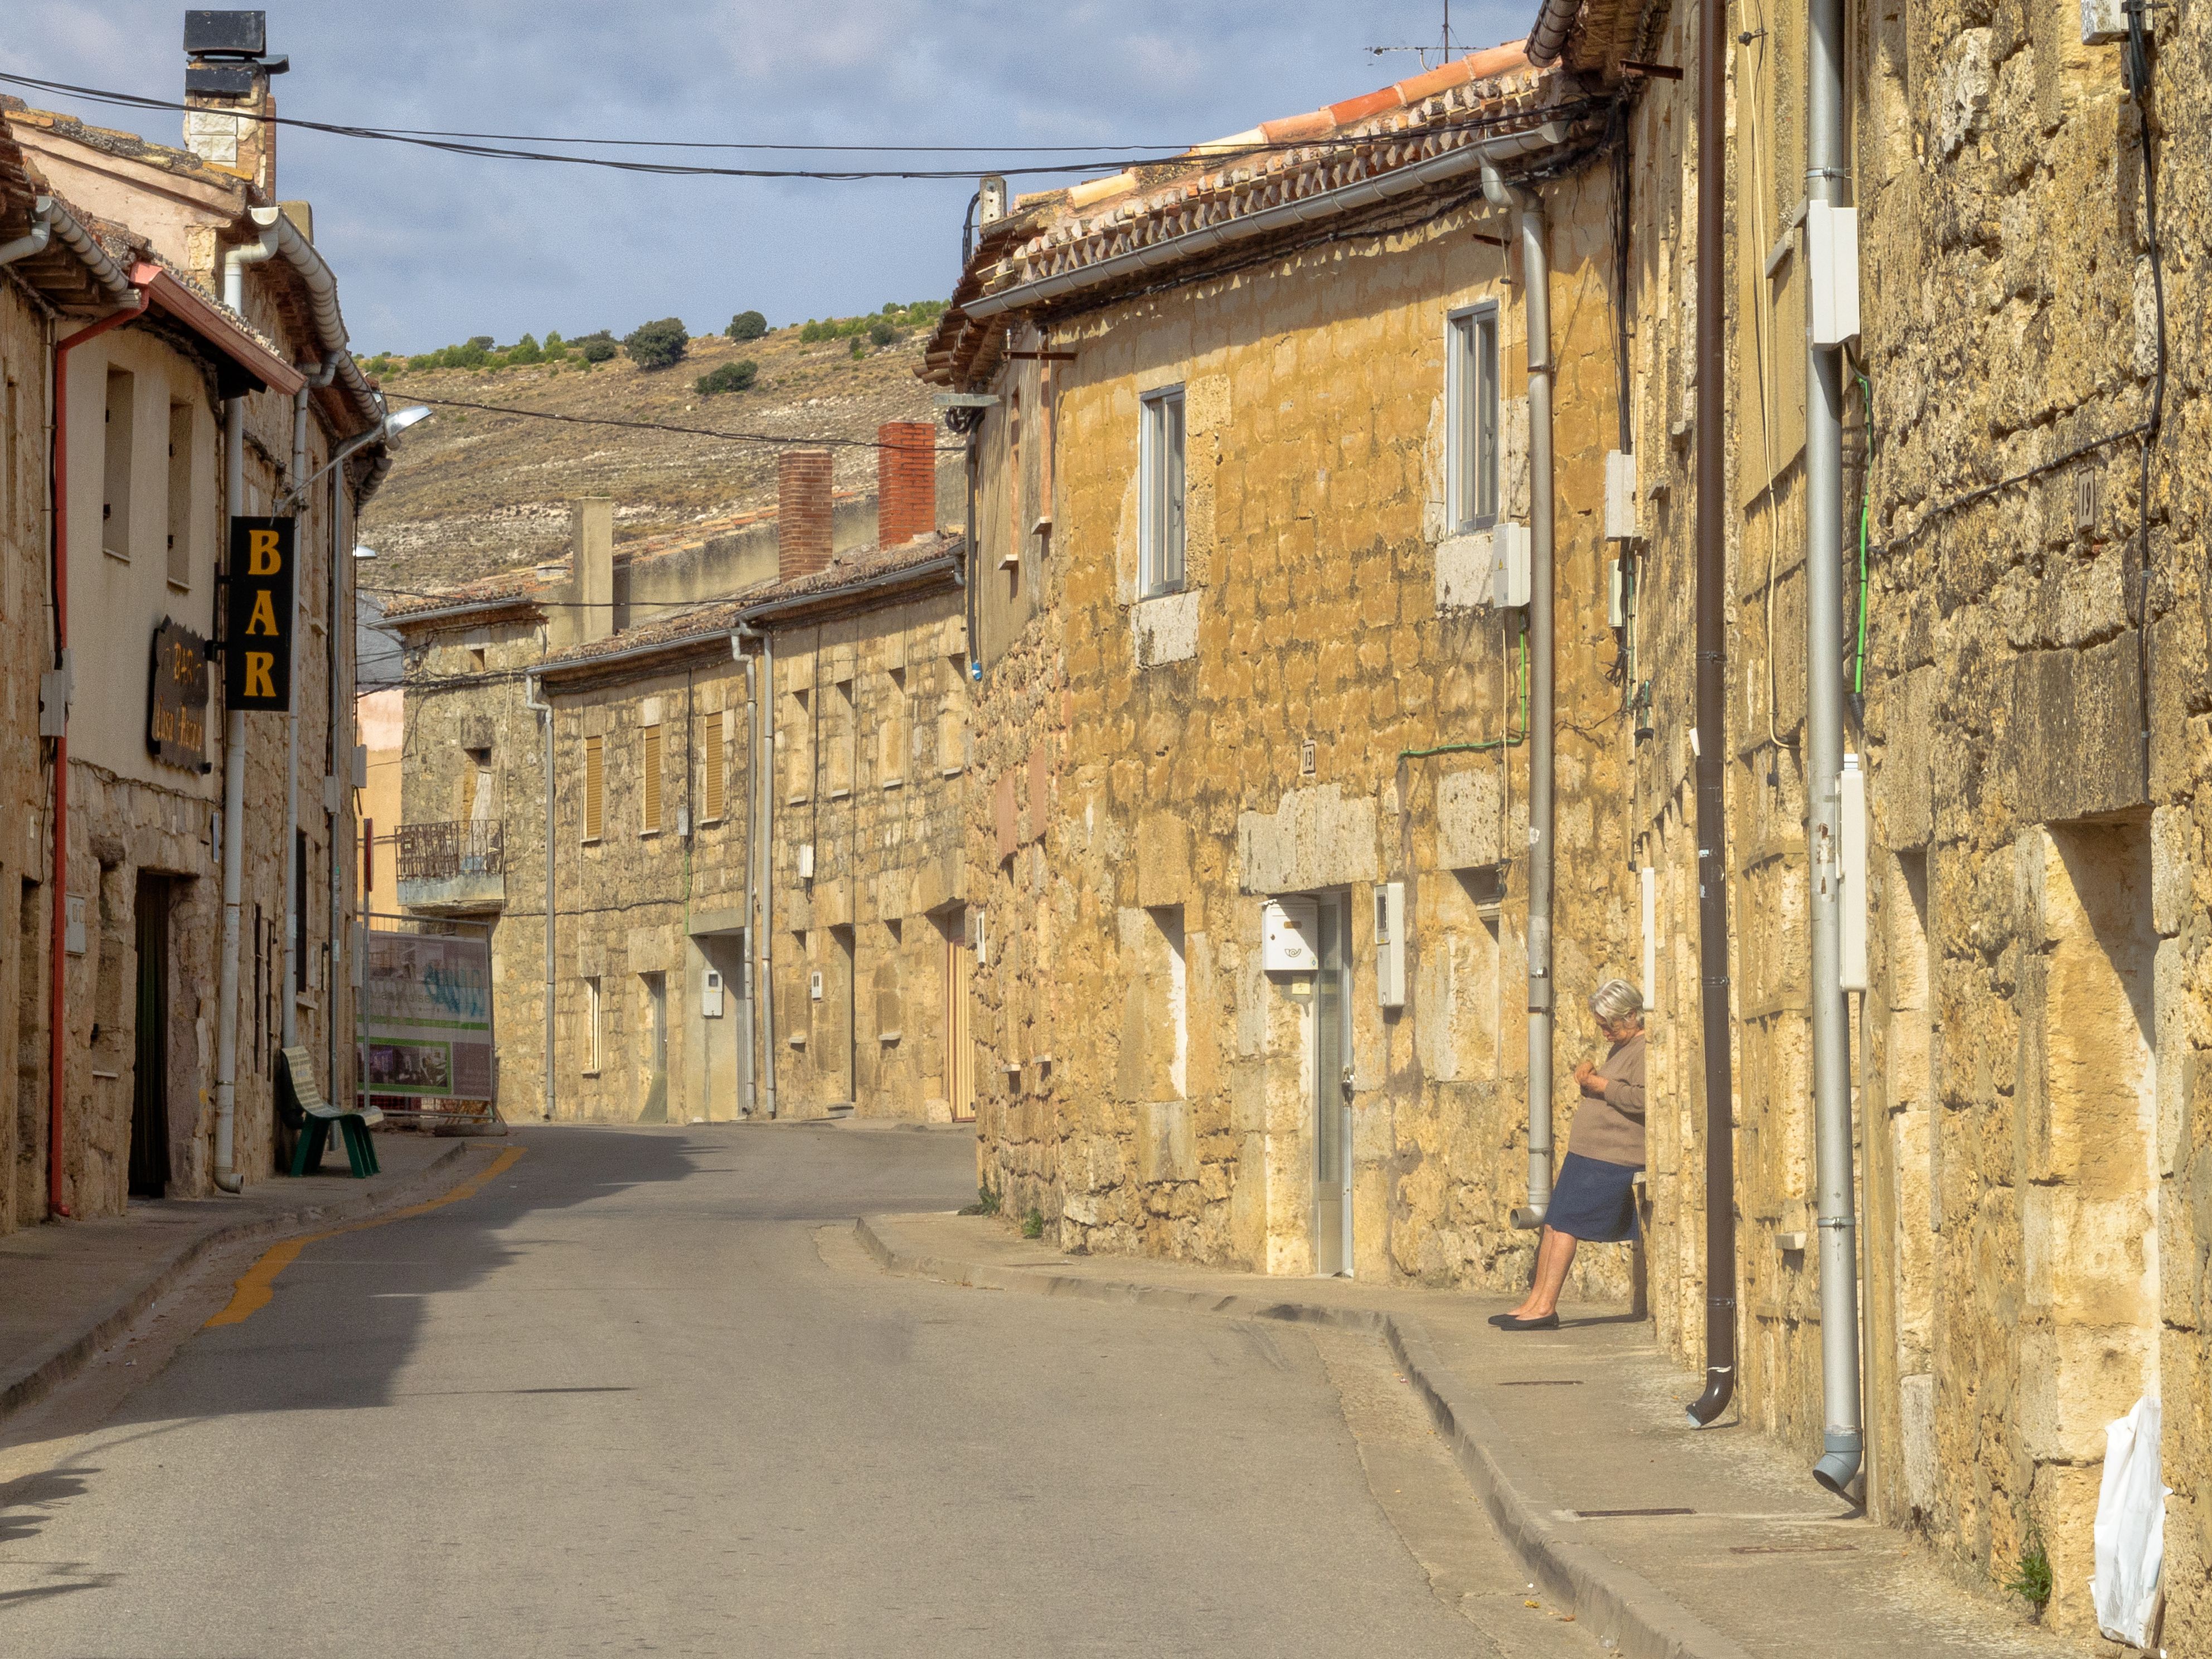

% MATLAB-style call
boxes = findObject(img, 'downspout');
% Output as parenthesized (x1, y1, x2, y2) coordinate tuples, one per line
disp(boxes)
(523, 672, 555, 1122)
(736, 624, 777, 1118)
(1805, 0, 1864, 1497)
(739, 643, 758, 1115)
(210, 228, 278, 1194)
(0, 196, 55, 268)
(35, 269, 143, 1218)
(1686, 0, 1739, 1425)
(283, 358, 341, 1053)
(1486, 163, 1556, 1232)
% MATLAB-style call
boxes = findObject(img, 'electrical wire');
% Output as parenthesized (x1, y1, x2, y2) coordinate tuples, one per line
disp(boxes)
(377, 391, 963, 452)
(0, 67, 1573, 182)
(2126, 0, 2165, 781)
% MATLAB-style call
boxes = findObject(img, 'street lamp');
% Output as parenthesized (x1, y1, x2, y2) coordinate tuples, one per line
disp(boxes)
(276, 404, 431, 512)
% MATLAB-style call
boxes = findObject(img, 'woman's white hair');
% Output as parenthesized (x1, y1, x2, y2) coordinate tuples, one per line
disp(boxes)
(1589, 978, 1645, 1025)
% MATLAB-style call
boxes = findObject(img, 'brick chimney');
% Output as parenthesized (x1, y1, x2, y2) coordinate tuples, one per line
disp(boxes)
(572, 498, 614, 645)
(778, 449, 833, 582)
(182, 10, 287, 197)
(876, 422, 937, 548)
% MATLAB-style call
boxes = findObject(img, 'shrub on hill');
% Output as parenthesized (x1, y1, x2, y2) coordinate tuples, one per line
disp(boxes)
(624, 318, 689, 371)
(727, 310, 768, 341)
(507, 333, 544, 365)
(575, 331, 618, 363)
(697, 360, 759, 396)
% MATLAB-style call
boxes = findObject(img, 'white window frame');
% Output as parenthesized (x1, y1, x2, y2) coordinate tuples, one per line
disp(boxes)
(582, 975, 603, 1075)
(1446, 303, 1501, 534)
(1139, 385, 1186, 597)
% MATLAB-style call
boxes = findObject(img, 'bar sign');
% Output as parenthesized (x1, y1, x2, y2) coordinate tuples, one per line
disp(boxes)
(225, 516, 294, 711)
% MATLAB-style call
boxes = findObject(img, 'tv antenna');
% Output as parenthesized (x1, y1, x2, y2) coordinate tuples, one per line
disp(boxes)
(1367, 2, 1460, 70)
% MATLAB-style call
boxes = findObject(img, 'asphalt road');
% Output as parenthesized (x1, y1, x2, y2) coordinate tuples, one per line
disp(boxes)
(0, 1123, 1592, 1657)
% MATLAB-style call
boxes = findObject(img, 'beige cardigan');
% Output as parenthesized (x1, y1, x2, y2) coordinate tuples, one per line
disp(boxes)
(1566, 1031, 1646, 1168)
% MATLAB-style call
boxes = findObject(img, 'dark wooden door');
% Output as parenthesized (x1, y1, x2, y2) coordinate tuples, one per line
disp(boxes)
(129, 876, 171, 1198)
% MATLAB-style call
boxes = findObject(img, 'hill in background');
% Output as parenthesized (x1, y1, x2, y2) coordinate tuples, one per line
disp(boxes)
(357, 308, 949, 608)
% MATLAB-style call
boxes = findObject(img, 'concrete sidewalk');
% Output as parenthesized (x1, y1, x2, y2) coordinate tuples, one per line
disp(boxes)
(859, 1211, 2085, 1659)
(0, 1133, 481, 1424)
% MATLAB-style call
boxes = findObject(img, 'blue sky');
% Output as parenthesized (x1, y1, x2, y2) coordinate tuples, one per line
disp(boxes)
(13, 1, 1530, 352)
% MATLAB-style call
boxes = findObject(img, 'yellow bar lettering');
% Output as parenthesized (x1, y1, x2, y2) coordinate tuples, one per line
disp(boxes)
(248, 528, 283, 576)
(244, 652, 275, 700)
(246, 588, 279, 636)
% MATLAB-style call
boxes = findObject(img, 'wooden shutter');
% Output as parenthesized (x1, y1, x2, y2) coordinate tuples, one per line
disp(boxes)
(583, 734, 603, 841)
(704, 717, 725, 822)
(642, 725, 663, 833)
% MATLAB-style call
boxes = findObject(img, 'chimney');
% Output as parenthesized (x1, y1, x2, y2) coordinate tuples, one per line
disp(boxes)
(182, 10, 288, 197)
(572, 498, 614, 645)
(876, 423, 938, 549)
(778, 449, 833, 582)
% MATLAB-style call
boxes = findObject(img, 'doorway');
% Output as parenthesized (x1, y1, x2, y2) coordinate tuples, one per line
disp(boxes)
(129, 875, 172, 1199)
(826, 924, 856, 1108)
(639, 971, 668, 1122)
(943, 910, 974, 1122)
(1312, 892, 1352, 1276)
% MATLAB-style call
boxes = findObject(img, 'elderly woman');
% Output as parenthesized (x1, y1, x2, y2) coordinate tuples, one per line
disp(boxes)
(1493, 978, 1646, 1332)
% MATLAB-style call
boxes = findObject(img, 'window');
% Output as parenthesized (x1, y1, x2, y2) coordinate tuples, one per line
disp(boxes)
(641, 722, 663, 834)
(1447, 304, 1501, 533)
(582, 975, 602, 1074)
(102, 368, 136, 560)
(704, 714, 726, 822)
(784, 685, 812, 804)
(1152, 906, 1187, 1099)
(469, 645, 487, 673)
(166, 401, 193, 588)
(582, 734, 604, 842)
(1139, 386, 1186, 596)
(879, 665, 907, 788)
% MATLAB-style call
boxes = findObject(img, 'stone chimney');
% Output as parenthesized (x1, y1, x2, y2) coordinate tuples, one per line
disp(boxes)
(778, 449, 833, 582)
(572, 498, 614, 645)
(876, 423, 938, 548)
(182, 10, 287, 197)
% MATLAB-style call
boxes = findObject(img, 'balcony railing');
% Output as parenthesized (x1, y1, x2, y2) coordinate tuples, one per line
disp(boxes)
(397, 819, 504, 882)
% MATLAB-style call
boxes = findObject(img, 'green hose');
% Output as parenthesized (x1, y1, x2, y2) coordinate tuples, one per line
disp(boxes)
(1399, 625, 1529, 762)
(1855, 370, 1874, 695)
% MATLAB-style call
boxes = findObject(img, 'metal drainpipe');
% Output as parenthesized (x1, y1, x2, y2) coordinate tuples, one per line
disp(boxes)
(739, 643, 758, 1116)
(1686, 0, 1739, 1424)
(523, 672, 555, 1122)
(1486, 163, 1557, 1232)
(282, 361, 339, 1052)
(1805, 0, 1864, 1497)
(43, 291, 147, 1216)
(737, 624, 777, 1117)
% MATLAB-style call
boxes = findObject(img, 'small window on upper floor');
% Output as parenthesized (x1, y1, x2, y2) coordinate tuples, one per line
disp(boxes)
(1139, 386, 1186, 597)
(166, 400, 193, 589)
(102, 368, 136, 561)
(1447, 304, 1501, 534)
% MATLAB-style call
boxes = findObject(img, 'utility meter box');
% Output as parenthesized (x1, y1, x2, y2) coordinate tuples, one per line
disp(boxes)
(1374, 881, 1406, 1009)
(1262, 898, 1320, 973)
(797, 842, 815, 880)
(1604, 450, 1639, 541)
(1806, 202, 1861, 348)
(809, 969, 824, 1001)
(1490, 521, 1532, 609)
(702, 970, 725, 1018)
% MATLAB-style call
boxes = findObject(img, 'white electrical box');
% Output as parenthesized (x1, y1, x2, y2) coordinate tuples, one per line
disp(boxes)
(65, 895, 86, 956)
(2082, 0, 2127, 41)
(1806, 202, 1861, 348)
(1490, 521, 1532, 609)
(809, 969, 824, 1001)
(1262, 897, 1320, 973)
(1374, 881, 1405, 1009)
(798, 842, 814, 880)
(1607, 556, 1626, 627)
(1604, 449, 1638, 541)
(703, 970, 725, 1018)
(1840, 754, 1869, 991)
(971, 906, 987, 966)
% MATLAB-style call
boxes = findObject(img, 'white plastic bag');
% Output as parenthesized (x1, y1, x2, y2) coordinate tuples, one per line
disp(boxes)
(2089, 1394, 2166, 1648)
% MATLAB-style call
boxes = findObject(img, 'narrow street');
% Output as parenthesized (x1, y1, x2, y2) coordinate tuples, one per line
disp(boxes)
(0, 1126, 1593, 1657)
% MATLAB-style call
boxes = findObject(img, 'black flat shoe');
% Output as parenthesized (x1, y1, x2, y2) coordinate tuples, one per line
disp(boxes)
(1495, 1313, 1559, 1331)
(1488, 1311, 1529, 1327)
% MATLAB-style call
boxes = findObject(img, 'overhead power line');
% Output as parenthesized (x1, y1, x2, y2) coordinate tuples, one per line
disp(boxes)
(0, 66, 1554, 182)
(382, 390, 962, 452)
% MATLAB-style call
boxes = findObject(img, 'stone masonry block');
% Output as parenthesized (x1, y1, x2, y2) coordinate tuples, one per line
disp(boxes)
(1238, 783, 1379, 895)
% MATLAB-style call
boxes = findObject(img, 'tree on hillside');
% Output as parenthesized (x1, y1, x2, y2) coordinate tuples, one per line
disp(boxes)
(508, 333, 544, 364)
(727, 310, 768, 341)
(697, 360, 758, 396)
(575, 331, 618, 363)
(624, 318, 689, 371)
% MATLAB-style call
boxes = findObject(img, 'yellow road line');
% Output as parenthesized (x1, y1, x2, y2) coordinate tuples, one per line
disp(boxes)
(205, 1146, 526, 1328)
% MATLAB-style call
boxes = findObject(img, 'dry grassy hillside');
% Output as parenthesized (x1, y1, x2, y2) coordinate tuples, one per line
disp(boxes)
(358, 321, 942, 603)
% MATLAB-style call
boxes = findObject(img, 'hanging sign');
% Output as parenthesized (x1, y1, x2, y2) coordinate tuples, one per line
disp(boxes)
(147, 615, 211, 771)
(224, 516, 294, 711)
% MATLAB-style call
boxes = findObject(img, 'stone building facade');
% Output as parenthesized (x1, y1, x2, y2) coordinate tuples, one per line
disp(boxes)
(926, 51, 1643, 1286)
(0, 42, 390, 1224)
(385, 433, 972, 1127)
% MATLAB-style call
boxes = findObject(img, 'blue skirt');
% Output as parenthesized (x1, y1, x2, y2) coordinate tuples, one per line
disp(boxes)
(1547, 1152, 1641, 1243)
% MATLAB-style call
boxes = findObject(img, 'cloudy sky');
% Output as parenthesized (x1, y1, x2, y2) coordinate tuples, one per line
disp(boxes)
(12, 1, 1529, 352)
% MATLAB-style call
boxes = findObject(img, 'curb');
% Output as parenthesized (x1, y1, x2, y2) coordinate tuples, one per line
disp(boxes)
(0, 1141, 477, 1427)
(855, 1213, 1754, 1659)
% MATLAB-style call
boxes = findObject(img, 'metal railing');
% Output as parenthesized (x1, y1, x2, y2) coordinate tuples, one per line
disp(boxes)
(396, 819, 504, 881)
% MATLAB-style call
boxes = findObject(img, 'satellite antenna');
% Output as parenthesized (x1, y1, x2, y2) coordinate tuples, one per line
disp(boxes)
(1367, 2, 1458, 70)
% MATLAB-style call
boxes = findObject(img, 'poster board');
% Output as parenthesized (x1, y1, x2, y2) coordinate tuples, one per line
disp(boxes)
(358, 926, 494, 1102)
